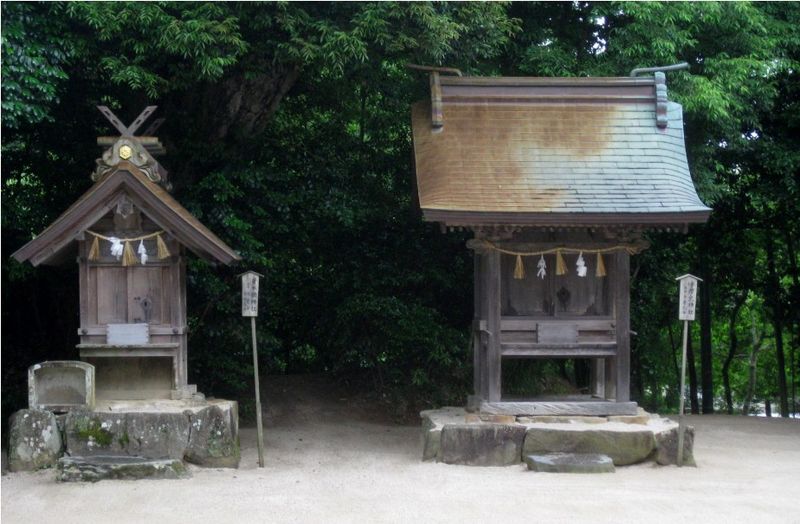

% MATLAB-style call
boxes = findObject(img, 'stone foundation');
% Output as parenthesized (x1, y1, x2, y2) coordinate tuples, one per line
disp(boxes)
(7, 399, 240, 474)
(421, 407, 695, 467)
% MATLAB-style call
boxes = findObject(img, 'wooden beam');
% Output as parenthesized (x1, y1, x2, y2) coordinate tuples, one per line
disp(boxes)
(501, 345, 616, 358)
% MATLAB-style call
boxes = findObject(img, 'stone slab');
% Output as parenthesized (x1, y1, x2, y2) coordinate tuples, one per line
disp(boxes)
(517, 415, 609, 425)
(465, 414, 517, 424)
(440, 424, 526, 466)
(525, 453, 615, 473)
(57, 455, 189, 482)
(7, 409, 63, 472)
(480, 401, 639, 416)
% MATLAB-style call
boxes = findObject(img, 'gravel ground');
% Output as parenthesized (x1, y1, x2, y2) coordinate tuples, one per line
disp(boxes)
(3, 376, 799, 524)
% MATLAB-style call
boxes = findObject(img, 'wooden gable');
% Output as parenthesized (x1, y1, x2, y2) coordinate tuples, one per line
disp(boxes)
(12, 162, 240, 267)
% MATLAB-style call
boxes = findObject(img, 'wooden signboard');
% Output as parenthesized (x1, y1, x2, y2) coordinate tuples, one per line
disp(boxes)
(241, 272, 260, 317)
(678, 275, 700, 321)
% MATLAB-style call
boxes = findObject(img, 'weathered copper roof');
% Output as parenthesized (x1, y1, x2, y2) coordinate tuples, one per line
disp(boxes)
(12, 161, 240, 266)
(411, 75, 710, 226)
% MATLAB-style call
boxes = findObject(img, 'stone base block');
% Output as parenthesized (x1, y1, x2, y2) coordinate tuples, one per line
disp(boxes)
(655, 425, 696, 466)
(523, 426, 655, 466)
(56, 399, 239, 468)
(7, 409, 63, 471)
(440, 424, 526, 466)
(57, 456, 188, 482)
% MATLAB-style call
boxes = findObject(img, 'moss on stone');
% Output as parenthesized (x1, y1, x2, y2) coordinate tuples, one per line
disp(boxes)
(75, 419, 114, 447)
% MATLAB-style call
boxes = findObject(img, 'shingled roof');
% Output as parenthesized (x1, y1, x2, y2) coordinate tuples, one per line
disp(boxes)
(411, 74, 711, 227)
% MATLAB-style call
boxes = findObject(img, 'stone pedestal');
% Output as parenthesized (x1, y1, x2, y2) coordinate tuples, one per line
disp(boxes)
(421, 407, 695, 468)
(7, 398, 240, 473)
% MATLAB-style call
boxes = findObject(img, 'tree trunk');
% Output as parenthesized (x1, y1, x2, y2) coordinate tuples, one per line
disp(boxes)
(667, 321, 681, 407)
(742, 310, 765, 415)
(687, 323, 700, 414)
(783, 229, 798, 416)
(765, 234, 789, 417)
(722, 293, 747, 414)
(700, 250, 714, 413)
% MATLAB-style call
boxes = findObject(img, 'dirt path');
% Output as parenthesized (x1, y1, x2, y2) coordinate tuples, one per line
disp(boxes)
(3, 376, 799, 523)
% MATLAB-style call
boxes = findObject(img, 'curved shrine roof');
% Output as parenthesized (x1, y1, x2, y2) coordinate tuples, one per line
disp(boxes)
(411, 75, 710, 226)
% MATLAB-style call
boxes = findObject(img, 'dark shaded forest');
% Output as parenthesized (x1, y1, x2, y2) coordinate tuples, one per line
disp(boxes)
(2, 2, 798, 423)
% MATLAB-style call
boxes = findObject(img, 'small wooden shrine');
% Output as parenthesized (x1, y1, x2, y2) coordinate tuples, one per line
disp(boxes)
(411, 70, 710, 415)
(13, 106, 240, 401)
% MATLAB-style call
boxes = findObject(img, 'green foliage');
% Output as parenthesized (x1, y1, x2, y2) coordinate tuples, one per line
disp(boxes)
(1, 3, 72, 129)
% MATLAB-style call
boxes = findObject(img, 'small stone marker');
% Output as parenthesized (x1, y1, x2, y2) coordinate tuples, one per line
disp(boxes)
(524, 453, 615, 473)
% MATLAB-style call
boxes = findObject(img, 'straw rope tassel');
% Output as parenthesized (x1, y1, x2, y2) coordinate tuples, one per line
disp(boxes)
(156, 233, 171, 259)
(88, 235, 100, 261)
(596, 253, 607, 277)
(513, 254, 525, 280)
(555, 250, 567, 275)
(122, 241, 137, 266)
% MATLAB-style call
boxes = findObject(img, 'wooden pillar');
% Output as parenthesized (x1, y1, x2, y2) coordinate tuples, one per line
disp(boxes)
(485, 249, 502, 402)
(591, 359, 605, 398)
(614, 250, 631, 402)
(472, 252, 482, 398)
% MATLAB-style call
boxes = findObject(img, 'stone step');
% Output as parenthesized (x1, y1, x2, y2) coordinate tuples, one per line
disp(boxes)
(57, 455, 189, 482)
(524, 453, 615, 473)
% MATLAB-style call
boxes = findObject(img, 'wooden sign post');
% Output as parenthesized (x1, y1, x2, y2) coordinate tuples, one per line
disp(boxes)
(676, 274, 701, 467)
(241, 271, 265, 468)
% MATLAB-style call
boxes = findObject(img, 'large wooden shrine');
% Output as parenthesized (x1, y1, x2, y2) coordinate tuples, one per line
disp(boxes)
(13, 107, 240, 401)
(411, 71, 710, 415)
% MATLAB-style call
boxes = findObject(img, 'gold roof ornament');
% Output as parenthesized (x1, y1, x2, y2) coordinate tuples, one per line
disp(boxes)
(119, 145, 132, 160)
(92, 106, 170, 190)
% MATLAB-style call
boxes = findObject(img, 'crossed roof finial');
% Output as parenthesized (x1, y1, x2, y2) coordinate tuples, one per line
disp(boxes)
(97, 105, 165, 137)
(93, 105, 169, 189)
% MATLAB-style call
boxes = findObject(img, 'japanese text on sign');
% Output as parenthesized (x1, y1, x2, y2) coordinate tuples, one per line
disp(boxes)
(242, 273, 260, 317)
(678, 278, 697, 321)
